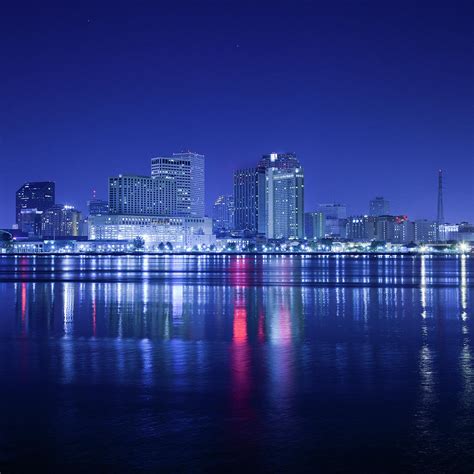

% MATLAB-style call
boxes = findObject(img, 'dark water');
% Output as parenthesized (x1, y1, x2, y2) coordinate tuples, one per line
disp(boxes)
(0, 254, 473, 473)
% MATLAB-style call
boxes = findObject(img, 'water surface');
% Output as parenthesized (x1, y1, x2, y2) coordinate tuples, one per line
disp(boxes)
(0, 254, 472, 472)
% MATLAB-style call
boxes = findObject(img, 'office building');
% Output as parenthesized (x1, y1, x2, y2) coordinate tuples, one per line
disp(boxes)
(151, 151, 205, 217)
(369, 196, 390, 217)
(16, 181, 55, 224)
(18, 209, 43, 237)
(212, 195, 234, 234)
(88, 214, 215, 249)
(88, 197, 109, 215)
(266, 167, 304, 239)
(373, 215, 412, 243)
(41, 204, 81, 238)
(346, 216, 376, 241)
(413, 219, 437, 243)
(109, 175, 176, 216)
(233, 167, 266, 235)
(258, 152, 301, 170)
(305, 212, 325, 239)
(318, 203, 347, 237)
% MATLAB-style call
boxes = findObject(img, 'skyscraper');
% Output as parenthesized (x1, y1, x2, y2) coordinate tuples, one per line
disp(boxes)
(108, 175, 176, 216)
(233, 152, 304, 238)
(151, 151, 205, 217)
(212, 195, 234, 234)
(88, 190, 109, 215)
(369, 196, 390, 216)
(18, 209, 43, 237)
(16, 181, 55, 224)
(233, 168, 266, 235)
(318, 203, 347, 237)
(258, 152, 300, 170)
(266, 166, 304, 239)
(41, 204, 81, 238)
(305, 211, 325, 239)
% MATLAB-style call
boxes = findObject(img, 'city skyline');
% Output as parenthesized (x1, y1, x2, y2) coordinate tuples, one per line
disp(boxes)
(1, 1, 473, 227)
(3, 153, 471, 228)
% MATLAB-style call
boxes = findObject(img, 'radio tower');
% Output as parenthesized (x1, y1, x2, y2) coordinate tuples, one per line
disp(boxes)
(437, 169, 444, 225)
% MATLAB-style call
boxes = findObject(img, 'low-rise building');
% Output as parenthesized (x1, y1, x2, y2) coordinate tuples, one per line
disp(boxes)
(88, 214, 215, 250)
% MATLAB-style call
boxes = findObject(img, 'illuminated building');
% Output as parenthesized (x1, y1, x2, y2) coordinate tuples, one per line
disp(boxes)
(258, 152, 300, 170)
(41, 204, 81, 238)
(439, 222, 474, 242)
(212, 195, 234, 234)
(151, 151, 205, 217)
(16, 181, 55, 224)
(373, 215, 412, 243)
(369, 196, 390, 216)
(87, 197, 109, 215)
(305, 212, 325, 239)
(18, 208, 43, 237)
(88, 214, 215, 249)
(266, 166, 304, 239)
(346, 215, 376, 241)
(318, 203, 347, 237)
(413, 219, 437, 243)
(108, 175, 176, 216)
(233, 167, 266, 235)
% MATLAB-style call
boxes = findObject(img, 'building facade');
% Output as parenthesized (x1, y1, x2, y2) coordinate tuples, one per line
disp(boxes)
(413, 219, 437, 243)
(305, 212, 325, 240)
(88, 214, 215, 249)
(88, 197, 109, 215)
(258, 152, 301, 170)
(318, 203, 347, 237)
(346, 216, 376, 241)
(266, 167, 304, 239)
(233, 167, 266, 235)
(41, 204, 81, 238)
(18, 209, 43, 237)
(212, 195, 234, 234)
(369, 196, 390, 216)
(108, 175, 176, 216)
(16, 181, 55, 224)
(151, 151, 205, 217)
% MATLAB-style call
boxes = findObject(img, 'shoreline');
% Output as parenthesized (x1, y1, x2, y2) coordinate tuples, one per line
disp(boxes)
(0, 251, 470, 257)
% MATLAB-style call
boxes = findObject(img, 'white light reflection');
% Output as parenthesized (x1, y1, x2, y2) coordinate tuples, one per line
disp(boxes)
(460, 255, 467, 322)
(420, 255, 427, 319)
(62, 282, 74, 336)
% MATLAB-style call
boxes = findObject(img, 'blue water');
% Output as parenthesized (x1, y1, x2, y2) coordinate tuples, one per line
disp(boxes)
(0, 254, 472, 472)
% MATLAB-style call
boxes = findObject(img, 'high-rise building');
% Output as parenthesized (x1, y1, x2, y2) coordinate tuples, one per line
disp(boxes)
(346, 216, 376, 241)
(369, 196, 390, 217)
(87, 192, 109, 215)
(258, 152, 301, 170)
(414, 219, 437, 243)
(151, 151, 205, 217)
(373, 215, 411, 243)
(266, 167, 304, 239)
(212, 195, 234, 234)
(41, 204, 81, 238)
(18, 209, 43, 237)
(318, 203, 347, 237)
(16, 182, 55, 224)
(233, 153, 304, 238)
(233, 168, 266, 235)
(108, 175, 176, 216)
(305, 212, 325, 239)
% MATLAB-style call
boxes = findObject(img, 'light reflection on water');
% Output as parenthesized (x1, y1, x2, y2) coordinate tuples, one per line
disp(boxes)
(0, 254, 473, 471)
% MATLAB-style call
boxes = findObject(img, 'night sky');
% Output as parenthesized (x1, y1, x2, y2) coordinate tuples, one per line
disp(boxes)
(1, 0, 473, 227)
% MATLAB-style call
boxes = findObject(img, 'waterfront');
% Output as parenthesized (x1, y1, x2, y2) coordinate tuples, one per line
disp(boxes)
(0, 254, 473, 472)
